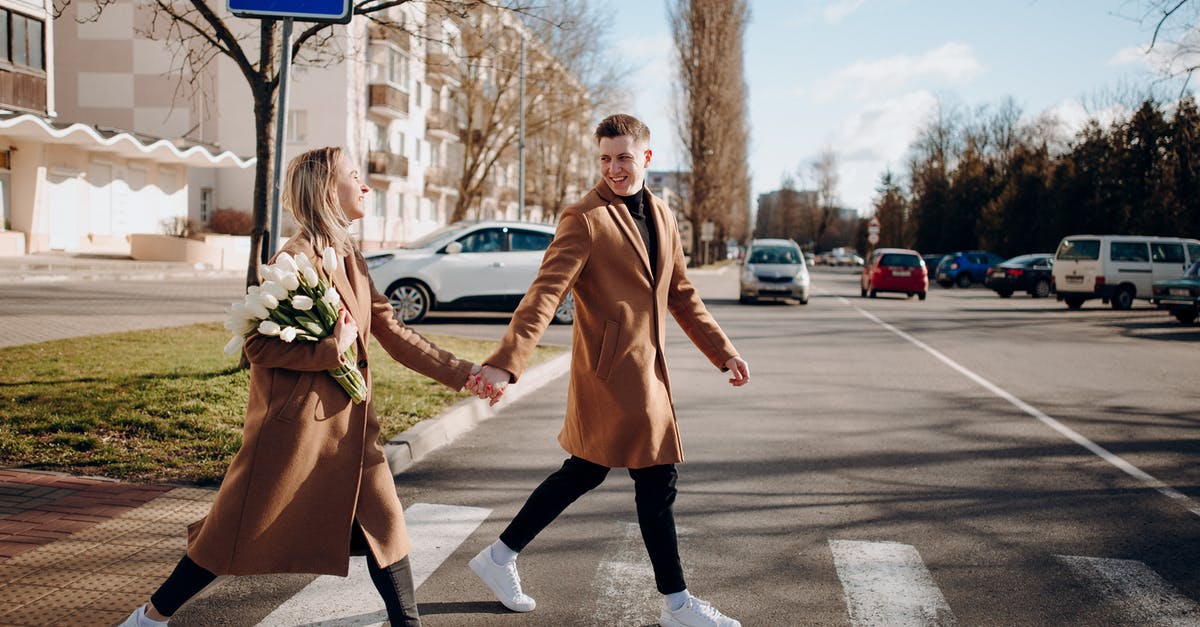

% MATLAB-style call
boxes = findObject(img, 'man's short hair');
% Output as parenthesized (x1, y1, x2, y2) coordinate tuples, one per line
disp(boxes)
(594, 114, 650, 144)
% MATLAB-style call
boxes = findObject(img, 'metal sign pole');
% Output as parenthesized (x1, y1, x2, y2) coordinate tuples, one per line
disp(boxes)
(268, 17, 294, 258)
(517, 36, 525, 221)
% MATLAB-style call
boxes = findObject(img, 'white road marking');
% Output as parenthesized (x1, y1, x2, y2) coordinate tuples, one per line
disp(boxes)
(590, 521, 661, 625)
(256, 503, 491, 627)
(830, 539, 957, 626)
(844, 298, 1200, 519)
(1057, 555, 1200, 625)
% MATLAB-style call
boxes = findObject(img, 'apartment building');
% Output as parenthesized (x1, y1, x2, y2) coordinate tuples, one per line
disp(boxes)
(51, 1, 593, 255)
(0, 0, 247, 256)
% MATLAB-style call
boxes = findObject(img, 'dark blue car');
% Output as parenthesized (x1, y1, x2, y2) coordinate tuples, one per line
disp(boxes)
(936, 251, 1005, 288)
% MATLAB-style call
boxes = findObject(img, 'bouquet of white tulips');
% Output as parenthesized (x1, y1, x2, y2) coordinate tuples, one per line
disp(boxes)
(223, 246, 367, 403)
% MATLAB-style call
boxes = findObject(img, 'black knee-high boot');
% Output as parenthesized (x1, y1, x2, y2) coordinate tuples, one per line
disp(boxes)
(366, 553, 421, 626)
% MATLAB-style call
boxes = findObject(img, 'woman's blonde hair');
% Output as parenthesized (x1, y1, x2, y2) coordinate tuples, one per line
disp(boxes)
(283, 146, 352, 254)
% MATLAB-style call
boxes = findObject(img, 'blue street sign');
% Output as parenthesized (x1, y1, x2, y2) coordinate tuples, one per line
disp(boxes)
(228, 0, 352, 24)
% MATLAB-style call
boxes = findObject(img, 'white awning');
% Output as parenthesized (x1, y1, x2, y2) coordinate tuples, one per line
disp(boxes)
(0, 113, 254, 168)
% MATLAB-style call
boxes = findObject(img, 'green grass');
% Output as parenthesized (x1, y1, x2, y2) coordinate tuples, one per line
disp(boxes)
(0, 322, 562, 485)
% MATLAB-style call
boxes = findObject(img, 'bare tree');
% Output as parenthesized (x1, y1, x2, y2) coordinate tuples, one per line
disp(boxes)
(809, 147, 840, 250)
(669, 0, 751, 265)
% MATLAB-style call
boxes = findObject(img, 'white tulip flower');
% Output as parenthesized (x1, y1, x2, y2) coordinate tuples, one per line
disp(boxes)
(223, 334, 245, 356)
(227, 302, 255, 320)
(278, 271, 300, 291)
(292, 295, 315, 311)
(261, 281, 289, 301)
(244, 296, 270, 320)
(247, 285, 262, 297)
(259, 264, 282, 284)
(302, 267, 320, 288)
(322, 247, 338, 274)
(258, 319, 282, 336)
(296, 252, 315, 272)
(276, 252, 299, 273)
(280, 326, 299, 343)
(322, 286, 341, 307)
(259, 293, 280, 310)
(224, 316, 255, 335)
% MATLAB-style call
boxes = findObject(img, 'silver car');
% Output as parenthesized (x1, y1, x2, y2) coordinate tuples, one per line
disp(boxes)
(739, 238, 810, 305)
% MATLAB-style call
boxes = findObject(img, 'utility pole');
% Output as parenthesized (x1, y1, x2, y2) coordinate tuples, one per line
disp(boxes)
(517, 35, 526, 221)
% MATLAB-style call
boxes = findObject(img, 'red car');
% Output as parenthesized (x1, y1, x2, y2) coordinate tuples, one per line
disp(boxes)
(861, 248, 928, 300)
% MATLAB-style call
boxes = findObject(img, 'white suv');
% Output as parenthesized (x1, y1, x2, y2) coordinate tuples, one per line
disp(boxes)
(365, 221, 574, 324)
(1052, 234, 1200, 310)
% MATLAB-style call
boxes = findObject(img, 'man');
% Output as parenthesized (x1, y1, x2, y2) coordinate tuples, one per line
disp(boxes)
(467, 113, 749, 627)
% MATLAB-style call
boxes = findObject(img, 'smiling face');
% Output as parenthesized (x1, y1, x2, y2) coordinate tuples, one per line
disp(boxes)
(334, 153, 368, 221)
(598, 134, 652, 197)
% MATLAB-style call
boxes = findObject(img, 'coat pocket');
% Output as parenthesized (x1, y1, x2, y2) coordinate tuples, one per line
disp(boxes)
(594, 320, 620, 381)
(267, 369, 316, 423)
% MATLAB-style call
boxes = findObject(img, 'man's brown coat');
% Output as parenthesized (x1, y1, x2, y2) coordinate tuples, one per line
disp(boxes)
(485, 180, 738, 469)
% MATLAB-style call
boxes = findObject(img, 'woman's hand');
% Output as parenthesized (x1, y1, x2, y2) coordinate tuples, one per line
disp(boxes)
(467, 364, 511, 406)
(333, 308, 358, 353)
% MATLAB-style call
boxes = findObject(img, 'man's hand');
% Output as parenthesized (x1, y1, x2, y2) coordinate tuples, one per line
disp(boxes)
(725, 356, 750, 387)
(467, 364, 512, 406)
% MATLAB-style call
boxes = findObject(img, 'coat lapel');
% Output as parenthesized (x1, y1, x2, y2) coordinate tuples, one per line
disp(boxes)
(331, 250, 368, 343)
(646, 189, 671, 287)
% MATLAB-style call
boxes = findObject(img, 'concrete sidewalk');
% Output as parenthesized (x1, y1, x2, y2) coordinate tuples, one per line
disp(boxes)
(0, 252, 243, 284)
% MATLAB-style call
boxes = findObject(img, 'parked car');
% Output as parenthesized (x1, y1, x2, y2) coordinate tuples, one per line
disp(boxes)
(922, 254, 947, 277)
(861, 248, 928, 300)
(984, 253, 1054, 298)
(364, 220, 574, 324)
(935, 251, 1005, 288)
(1150, 260, 1200, 324)
(1052, 234, 1200, 310)
(739, 238, 810, 304)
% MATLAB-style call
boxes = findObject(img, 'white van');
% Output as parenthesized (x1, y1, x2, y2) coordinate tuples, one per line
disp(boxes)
(1052, 235, 1200, 310)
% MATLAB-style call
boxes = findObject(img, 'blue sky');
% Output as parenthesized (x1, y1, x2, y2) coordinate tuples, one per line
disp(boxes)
(609, 0, 1184, 216)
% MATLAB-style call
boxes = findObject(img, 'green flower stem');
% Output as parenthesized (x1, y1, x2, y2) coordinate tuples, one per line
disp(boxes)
(328, 345, 367, 403)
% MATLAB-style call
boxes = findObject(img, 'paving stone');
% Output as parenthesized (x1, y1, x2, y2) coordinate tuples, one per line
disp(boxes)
(0, 583, 52, 607)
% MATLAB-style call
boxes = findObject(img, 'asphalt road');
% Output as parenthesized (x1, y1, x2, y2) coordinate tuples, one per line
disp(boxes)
(161, 264, 1200, 626)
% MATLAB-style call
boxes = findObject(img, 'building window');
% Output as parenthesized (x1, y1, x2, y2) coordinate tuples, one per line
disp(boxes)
(3, 11, 44, 71)
(394, 192, 403, 221)
(373, 189, 386, 218)
(286, 110, 307, 142)
(200, 187, 213, 223)
(370, 122, 387, 152)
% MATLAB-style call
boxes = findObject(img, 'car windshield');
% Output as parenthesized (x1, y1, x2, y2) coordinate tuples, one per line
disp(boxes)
(1005, 254, 1044, 266)
(400, 223, 475, 249)
(1056, 238, 1100, 261)
(748, 247, 800, 264)
(879, 253, 920, 267)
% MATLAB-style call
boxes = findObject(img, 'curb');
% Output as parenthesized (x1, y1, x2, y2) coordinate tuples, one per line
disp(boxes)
(384, 351, 571, 475)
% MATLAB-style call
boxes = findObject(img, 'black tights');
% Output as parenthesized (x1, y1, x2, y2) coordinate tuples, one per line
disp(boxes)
(150, 524, 420, 626)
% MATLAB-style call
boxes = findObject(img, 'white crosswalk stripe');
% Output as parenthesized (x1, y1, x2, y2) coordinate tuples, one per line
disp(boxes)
(1056, 554, 1200, 626)
(830, 539, 957, 626)
(589, 521, 661, 625)
(255, 503, 491, 627)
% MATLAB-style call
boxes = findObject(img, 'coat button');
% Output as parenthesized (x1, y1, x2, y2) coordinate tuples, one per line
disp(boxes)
(357, 359, 368, 369)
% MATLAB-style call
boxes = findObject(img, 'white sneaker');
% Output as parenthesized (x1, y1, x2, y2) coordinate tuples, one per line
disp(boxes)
(468, 546, 536, 612)
(660, 596, 741, 627)
(119, 604, 168, 626)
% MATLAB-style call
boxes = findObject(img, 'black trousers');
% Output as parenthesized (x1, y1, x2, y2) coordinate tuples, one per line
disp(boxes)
(150, 522, 421, 626)
(499, 456, 686, 594)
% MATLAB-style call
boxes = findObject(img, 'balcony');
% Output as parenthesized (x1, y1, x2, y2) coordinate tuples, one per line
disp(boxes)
(499, 187, 518, 203)
(367, 24, 410, 52)
(425, 108, 458, 136)
(424, 166, 460, 192)
(425, 41, 464, 80)
(367, 151, 409, 178)
(0, 68, 47, 114)
(368, 83, 409, 118)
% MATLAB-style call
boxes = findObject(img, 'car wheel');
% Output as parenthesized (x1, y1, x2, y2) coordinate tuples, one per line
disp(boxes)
(1174, 309, 1199, 324)
(1031, 279, 1051, 299)
(938, 280, 953, 288)
(1110, 286, 1135, 310)
(956, 273, 972, 288)
(906, 292, 914, 298)
(387, 281, 430, 324)
(997, 290, 1013, 298)
(918, 292, 927, 301)
(861, 286, 867, 297)
(1065, 297, 1084, 310)
(869, 289, 877, 298)
(798, 297, 809, 305)
(552, 292, 575, 325)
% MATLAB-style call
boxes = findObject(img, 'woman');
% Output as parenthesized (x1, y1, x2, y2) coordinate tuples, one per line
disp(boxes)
(122, 147, 486, 626)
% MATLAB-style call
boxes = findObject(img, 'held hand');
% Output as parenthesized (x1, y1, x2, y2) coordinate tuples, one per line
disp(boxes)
(469, 364, 512, 406)
(333, 308, 358, 354)
(725, 356, 750, 387)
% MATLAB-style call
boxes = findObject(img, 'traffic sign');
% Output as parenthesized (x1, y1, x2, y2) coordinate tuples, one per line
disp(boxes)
(867, 232, 880, 245)
(229, 0, 353, 23)
(867, 216, 880, 235)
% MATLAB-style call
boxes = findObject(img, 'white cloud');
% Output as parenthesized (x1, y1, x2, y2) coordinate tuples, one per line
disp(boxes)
(824, 0, 865, 24)
(823, 91, 940, 212)
(1111, 40, 1200, 76)
(812, 43, 983, 102)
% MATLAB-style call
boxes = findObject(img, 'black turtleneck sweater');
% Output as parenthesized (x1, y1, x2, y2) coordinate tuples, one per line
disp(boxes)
(618, 187, 657, 277)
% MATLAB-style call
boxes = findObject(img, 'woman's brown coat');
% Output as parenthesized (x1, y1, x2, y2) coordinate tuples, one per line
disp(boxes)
(187, 236, 473, 576)
(485, 180, 738, 469)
